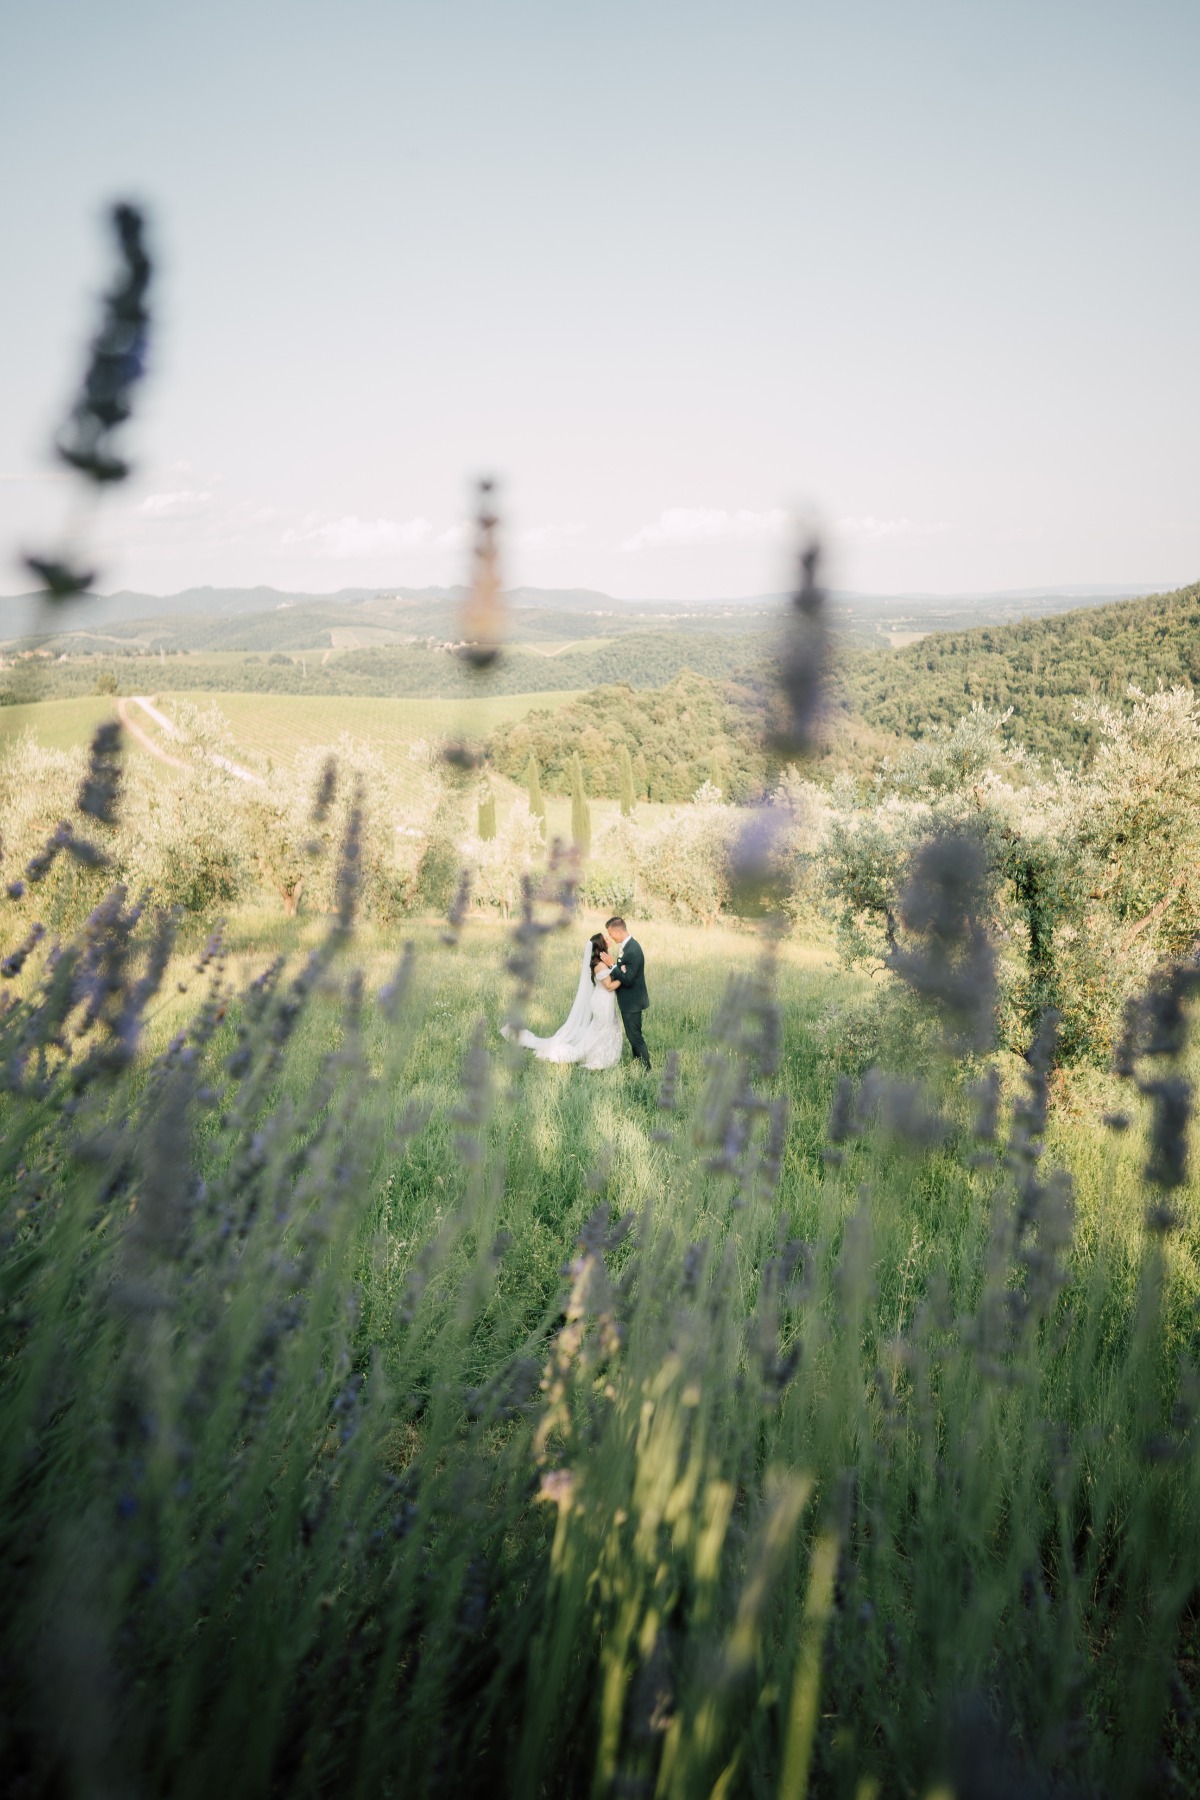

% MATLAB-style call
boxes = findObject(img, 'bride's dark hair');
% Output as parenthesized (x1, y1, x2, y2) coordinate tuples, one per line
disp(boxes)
(588, 932, 608, 983)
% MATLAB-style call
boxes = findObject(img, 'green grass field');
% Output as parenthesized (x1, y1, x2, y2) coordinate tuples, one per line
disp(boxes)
(157, 689, 585, 765)
(4, 894, 1199, 1793)
(0, 688, 678, 840)
(0, 688, 583, 763)
(0, 694, 119, 751)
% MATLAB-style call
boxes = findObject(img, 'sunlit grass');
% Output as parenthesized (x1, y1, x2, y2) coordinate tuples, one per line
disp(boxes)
(3, 896, 1198, 1795)
(0, 694, 119, 751)
(0, 687, 584, 769)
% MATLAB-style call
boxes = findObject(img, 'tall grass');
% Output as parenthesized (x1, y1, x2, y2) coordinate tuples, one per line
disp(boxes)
(2, 821, 1197, 1796)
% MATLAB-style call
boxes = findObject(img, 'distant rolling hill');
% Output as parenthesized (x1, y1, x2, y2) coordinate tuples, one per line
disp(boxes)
(4, 579, 1193, 777)
(1, 577, 1166, 655)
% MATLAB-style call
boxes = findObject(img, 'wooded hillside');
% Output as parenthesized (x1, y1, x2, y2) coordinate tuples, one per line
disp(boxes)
(837, 580, 1200, 763)
(0, 628, 758, 707)
(488, 670, 778, 802)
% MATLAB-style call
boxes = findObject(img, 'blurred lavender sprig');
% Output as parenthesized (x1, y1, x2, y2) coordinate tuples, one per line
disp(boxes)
(773, 538, 828, 759)
(458, 476, 505, 671)
(23, 202, 152, 602)
(889, 828, 997, 1053)
(1112, 955, 1199, 1205)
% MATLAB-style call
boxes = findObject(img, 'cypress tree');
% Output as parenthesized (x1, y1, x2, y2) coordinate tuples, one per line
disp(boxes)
(569, 751, 591, 857)
(525, 754, 546, 835)
(634, 750, 650, 802)
(477, 786, 497, 841)
(619, 743, 636, 817)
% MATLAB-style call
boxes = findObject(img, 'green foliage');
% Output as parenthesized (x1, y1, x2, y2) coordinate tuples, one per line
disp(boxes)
(584, 796, 737, 924)
(633, 792, 732, 921)
(569, 751, 591, 856)
(815, 693, 1200, 1063)
(489, 670, 777, 805)
(2, 898, 1198, 1796)
(524, 751, 546, 831)
(0, 720, 466, 931)
(9, 584, 1198, 806)
(1, 628, 763, 708)
(7, 674, 1194, 1061)
(463, 797, 544, 917)
(837, 580, 1200, 766)
(578, 860, 635, 916)
(412, 792, 463, 913)
(477, 784, 497, 841)
(619, 740, 635, 816)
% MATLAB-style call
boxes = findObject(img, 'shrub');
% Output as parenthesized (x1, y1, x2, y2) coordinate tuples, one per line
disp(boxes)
(413, 792, 464, 913)
(619, 741, 636, 816)
(525, 751, 546, 834)
(814, 697, 1200, 1062)
(0, 714, 472, 930)
(632, 792, 735, 923)
(579, 860, 635, 916)
(464, 796, 545, 917)
(569, 751, 591, 856)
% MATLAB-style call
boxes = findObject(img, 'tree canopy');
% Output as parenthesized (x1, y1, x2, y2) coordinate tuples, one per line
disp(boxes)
(487, 670, 778, 803)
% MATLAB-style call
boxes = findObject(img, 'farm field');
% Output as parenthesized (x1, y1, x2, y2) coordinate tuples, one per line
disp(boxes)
(0, 685, 680, 841)
(158, 688, 585, 765)
(0, 687, 584, 765)
(519, 635, 618, 656)
(0, 694, 118, 751)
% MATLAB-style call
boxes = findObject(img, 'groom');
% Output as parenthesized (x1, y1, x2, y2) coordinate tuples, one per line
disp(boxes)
(604, 915, 651, 1072)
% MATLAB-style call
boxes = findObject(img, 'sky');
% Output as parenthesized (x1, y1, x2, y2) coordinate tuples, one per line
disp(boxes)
(1, 0, 1198, 602)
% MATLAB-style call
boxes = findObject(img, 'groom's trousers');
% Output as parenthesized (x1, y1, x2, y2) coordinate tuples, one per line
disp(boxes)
(621, 1008, 651, 1071)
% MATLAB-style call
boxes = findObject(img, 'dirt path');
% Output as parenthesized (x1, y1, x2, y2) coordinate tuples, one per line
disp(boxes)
(117, 696, 191, 771)
(118, 696, 265, 786)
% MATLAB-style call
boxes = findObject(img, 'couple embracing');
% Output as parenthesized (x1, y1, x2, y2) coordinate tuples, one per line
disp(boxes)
(502, 916, 651, 1074)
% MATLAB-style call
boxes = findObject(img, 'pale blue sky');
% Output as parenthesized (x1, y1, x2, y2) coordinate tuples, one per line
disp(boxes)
(2, 0, 1197, 599)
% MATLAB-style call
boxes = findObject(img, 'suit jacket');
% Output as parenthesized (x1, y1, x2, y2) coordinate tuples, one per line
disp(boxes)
(612, 938, 649, 1014)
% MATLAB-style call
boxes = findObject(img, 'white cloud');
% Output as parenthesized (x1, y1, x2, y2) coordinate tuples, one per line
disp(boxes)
(836, 515, 950, 542)
(435, 521, 469, 550)
(281, 514, 433, 557)
(621, 507, 788, 552)
(136, 489, 214, 521)
(518, 521, 586, 550)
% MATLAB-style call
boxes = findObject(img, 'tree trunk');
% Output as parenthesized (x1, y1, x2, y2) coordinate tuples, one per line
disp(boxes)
(278, 876, 303, 917)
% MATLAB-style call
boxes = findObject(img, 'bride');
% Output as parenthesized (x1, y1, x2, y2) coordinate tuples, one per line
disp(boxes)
(501, 932, 624, 1070)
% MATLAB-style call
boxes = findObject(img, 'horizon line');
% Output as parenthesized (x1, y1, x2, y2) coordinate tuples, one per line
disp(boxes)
(1, 577, 1185, 607)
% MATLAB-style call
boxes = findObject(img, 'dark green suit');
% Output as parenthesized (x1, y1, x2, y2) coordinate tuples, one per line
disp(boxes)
(612, 937, 651, 1070)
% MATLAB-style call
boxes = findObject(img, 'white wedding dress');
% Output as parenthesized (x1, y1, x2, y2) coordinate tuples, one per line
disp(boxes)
(501, 942, 625, 1070)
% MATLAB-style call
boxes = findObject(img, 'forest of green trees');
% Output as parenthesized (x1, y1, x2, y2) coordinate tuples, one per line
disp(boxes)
(491, 581, 1200, 794)
(834, 580, 1200, 762)
(488, 670, 777, 802)
(0, 629, 758, 706)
